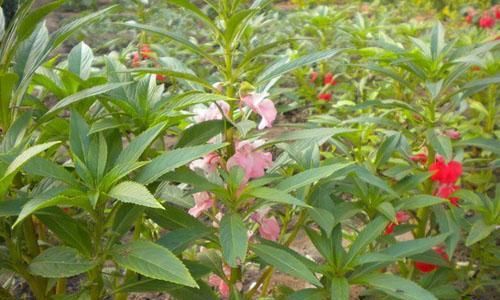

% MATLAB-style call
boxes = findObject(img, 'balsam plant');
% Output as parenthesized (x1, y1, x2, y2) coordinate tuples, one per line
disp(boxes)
(0, 1, 498, 300)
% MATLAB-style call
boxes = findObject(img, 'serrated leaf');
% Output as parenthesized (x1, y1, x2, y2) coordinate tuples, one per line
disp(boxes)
(220, 213, 248, 267)
(111, 241, 197, 288)
(277, 163, 353, 192)
(3, 141, 60, 178)
(136, 143, 226, 184)
(466, 219, 495, 246)
(331, 277, 349, 300)
(357, 274, 437, 300)
(68, 41, 93, 80)
(248, 187, 310, 208)
(108, 181, 163, 209)
(251, 244, 322, 286)
(45, 82, 132, 115)
(29, 246, 95, 278)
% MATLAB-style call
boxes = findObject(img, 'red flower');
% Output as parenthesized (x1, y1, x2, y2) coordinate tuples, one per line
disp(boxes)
(384, 211, 410, 235)
(479, 12, 495, 28)
(494, 5, 500, 19)
(471, 66, 481, 72)
(465, 14, 473, 24)
(156, 74, 166, 81)
(323, 72, 337, 86)
(140, 44, 153, 59)
(309, 71, 318, 83)
(317, 93, 332, 101)
(415, 247, 449, 273)
(435, 184, 460, 206)
(410, 153, 427, 164)
(429, 157, 462, 184)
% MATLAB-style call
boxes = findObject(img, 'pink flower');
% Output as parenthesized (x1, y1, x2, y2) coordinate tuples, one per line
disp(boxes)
(188, 192, 214, 217)
(193, 101, 230, 123)
(258, 217, 280, 241)
(241, 93, 277, 130)
(208, 265, 231, 298)
(252, 209, 280, 241)
(226, 140, 273, 183)
(309, 71, 318, 83)
(190, 152, 221, 173)
(443, 129, 460, 140)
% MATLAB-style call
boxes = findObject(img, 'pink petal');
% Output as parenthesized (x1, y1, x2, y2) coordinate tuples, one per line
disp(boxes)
(258, 216, 280, 241)
(188, 192, 213, 217)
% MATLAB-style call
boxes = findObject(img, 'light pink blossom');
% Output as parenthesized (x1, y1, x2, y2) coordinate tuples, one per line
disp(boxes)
(226, 140, 272, 183)
(241, 92, 277, 130)
(208, 265, 231, 298)
(188, 192, 214, 217)
(190, 152, 221, 173)
(444, 129, 460, 140)
(252, 208, 280, 241)
(193, 101, 230, 123)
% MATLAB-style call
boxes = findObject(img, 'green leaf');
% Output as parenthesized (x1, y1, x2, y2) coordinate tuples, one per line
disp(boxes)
(108, 181, 164, 209)
(427, 131, 452, 161)
(0, 198, 26, 217)
(466, 219, 495, 246)
(111, 241, 197, 288)
(0, 8, 4, 40)
(377, 202, 395, 221)
(251, 244, 322, 286)
(267, 128, 355, 144)
(456, 138, 500, 156)
(36, 208, 93, 256)
(175, 120, 227, 148)
(23, 157, 78, 186)
(397, 195, 445, 210)
(374, 133, 401, 167)
(157, 226, 213, 255)
(3, 141, 60, 178)
(115, 123, 166, 166)
(147, 204, 205, 230)
(1, 110, 31, 152)
(29, 246, 95, 278)
(331, 277, 349, 300)
(247, 187, 310, 208)
(220, 213, 248, 267)
(277, 163, 352, 192)
(68, 41, 94, 80)
(256, 49, 344, 84)
(13, 187, 82, 227)
(381, 234, 448, 258)
(343, 217, 388, 268)
(308, 207, 336, 236)
(88, 117, 123, 135)
(353, 166, 397, 197)
(45, 82, 132, 115)
(357, 274, 437, 300)
(430, 22, 445, 60)
(136, 143, 226, 184)
(286, 289, 327, 300)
